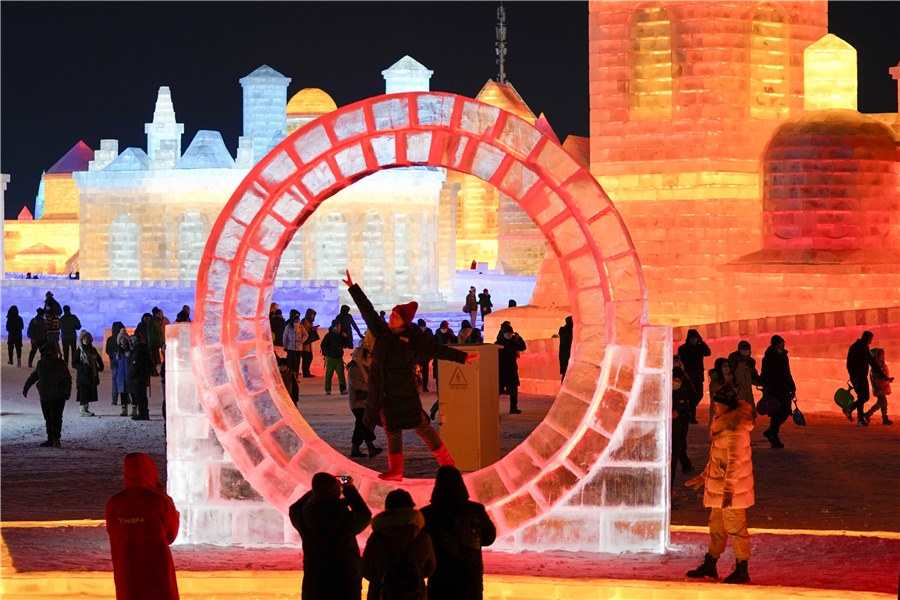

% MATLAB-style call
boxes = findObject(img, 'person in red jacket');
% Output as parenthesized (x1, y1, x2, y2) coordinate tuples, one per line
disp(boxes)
(106, 452, 180, 600)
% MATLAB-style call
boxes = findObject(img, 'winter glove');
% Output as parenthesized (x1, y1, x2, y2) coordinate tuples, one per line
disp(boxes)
(22, 386, 29, 398)
(722, 492, 734, 509)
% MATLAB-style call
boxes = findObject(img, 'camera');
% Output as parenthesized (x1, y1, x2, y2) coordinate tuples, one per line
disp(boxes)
(338, 475, 352, 485)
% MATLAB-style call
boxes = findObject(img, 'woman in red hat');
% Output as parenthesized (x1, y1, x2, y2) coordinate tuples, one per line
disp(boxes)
(343, 271, 477, 480)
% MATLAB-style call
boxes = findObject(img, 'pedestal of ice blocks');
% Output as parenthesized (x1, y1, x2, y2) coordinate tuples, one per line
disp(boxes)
(166, 322, 672, 553)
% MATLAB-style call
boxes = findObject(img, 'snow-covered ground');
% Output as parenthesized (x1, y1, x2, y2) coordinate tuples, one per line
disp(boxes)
(2, 360, 898, 595)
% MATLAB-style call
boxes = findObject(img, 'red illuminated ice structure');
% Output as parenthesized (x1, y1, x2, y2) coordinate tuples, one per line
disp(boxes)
(181, 92, 672, 551)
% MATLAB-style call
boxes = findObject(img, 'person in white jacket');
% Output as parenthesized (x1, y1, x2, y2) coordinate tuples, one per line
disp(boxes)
(685, 376, 755, 585)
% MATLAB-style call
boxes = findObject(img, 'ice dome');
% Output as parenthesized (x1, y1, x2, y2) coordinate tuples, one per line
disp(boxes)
(286, 88, 337, 117)
(762, 109, 899, 251)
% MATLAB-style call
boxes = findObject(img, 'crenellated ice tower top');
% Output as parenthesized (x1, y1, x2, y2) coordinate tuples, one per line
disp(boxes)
(144, 87, 185, 170)
(382, 55, 433, 94)
(239, 65, 291, 162)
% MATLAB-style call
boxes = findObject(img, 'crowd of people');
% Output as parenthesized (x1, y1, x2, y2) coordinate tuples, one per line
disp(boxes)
(675, 329, 893, 585)
(8, 292, 189, 447)
(9, 286, 893, 594)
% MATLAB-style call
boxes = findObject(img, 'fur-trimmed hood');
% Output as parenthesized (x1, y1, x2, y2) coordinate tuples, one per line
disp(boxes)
(372, 507, 424, 536)
(710, 400, 755, 438)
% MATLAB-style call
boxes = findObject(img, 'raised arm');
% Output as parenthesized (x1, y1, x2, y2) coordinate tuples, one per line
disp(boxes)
(345, 272, 387, 336)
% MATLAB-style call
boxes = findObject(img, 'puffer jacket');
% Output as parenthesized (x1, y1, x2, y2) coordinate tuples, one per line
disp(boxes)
(282, 320, 305, 352)
(701, 401, 755, 509)
(361, 507, 435, 600)
(105, 453, 180, 600)
(871, 360, 891, 396)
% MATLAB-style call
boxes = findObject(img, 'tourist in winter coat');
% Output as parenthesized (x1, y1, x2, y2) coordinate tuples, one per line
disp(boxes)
(134, 313, 153, 345)
(43, 291, 62, 316)
(129, 331, 158, 421)
(75, 330, 104, 417)
(431, 320, 458, 407)
(269, 308, 286, 349)
(362, 489, 435, 600)
(558, 315, 573, 381)
(845, 331, 891, 426)
(106, 322, 126, 405)
(106, 452, 180, 600)
(300, 308, 319, 378)
(865, 347, 893, 425)
(678, 329, 711, 423)
(23, 344, 72, 448)
(6, 305, 24, 367)
(175, 305, 191, 323)
(671, 371, 694, 488)
(26, 308, 47, 368)
(458, 320, 474, 345)
(465, 286, 478, 327)
(44, 307, 61, 352)
(478, 288, 493, 322)
(421, 466, 497, 600)
(344, 270, 474, 480)
(282, 309, 305, 375)
(115, 330, 133, 415)
(685, 378, 755, 585)
(727, 341, 763, 419)
(416, 319, 434, 393)
(321, 320, 348, 395)
(289, 473, 372, 600)
(496, 322, 527, 414)
(58, 305, 82, 367)
(707, 358, 738, 428)
(335, 304, 364, 349)
(148, 307, 166, 367)
(346, 334, 382, 458)
(760, 335, 796, 449)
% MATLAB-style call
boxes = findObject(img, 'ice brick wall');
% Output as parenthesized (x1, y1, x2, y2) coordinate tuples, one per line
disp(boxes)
(166, 324, 297, 545)
(0, 279, 338, 345)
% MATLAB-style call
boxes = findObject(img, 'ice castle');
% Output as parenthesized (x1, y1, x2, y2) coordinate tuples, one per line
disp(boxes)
(3, 56, 552, 307)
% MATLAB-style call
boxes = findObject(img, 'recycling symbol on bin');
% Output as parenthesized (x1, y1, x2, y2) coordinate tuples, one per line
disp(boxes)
(448, 366, 468, 389)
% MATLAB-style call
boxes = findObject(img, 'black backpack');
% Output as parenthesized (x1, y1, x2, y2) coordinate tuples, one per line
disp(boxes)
(380, 557, 425, 600)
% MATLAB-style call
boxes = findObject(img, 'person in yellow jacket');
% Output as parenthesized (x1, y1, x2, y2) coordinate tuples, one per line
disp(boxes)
(685, 376, 755, 585)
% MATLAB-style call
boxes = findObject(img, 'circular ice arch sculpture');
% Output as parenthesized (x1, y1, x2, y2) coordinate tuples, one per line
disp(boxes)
(191, 92, 649, 540)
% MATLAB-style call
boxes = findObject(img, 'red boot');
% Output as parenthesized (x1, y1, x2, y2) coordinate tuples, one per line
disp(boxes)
(379, 453, 404, 481)
(432, 444, 455, 467)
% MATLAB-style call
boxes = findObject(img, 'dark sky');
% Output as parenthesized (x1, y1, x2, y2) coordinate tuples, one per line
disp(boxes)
(2, 1, 898, 220)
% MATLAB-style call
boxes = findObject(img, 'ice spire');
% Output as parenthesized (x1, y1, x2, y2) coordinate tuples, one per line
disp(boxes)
(144, 86, 185, 167)
(496, 1, 507, 85)
(34, 171, 46, 220)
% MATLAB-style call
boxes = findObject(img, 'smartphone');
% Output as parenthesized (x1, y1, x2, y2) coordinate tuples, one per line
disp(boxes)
(338, 475, 352, 485)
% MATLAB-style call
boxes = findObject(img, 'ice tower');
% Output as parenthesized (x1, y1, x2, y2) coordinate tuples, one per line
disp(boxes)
(449, 80, 548, 275)
(588, 1, 829, 325)
(240, 65, 291, 162)
(145, 86, 185, 170)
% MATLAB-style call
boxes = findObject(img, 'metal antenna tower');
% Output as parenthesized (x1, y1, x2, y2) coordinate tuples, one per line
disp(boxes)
(495, 1, 507, 84)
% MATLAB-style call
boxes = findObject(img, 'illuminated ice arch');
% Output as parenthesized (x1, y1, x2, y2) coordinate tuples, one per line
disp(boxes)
(191, 92, 656, 545)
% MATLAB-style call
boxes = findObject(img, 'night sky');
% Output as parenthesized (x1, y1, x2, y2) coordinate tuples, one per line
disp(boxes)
(2, 1, 898, 220)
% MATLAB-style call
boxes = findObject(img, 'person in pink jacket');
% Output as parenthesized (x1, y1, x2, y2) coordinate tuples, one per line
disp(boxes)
(685, 378, 755, 585)
(106, 453, 180, 599)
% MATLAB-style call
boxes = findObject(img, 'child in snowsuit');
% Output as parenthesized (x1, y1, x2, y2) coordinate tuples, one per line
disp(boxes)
(865, 348, 893, 425)
(685, 372, 754, 585)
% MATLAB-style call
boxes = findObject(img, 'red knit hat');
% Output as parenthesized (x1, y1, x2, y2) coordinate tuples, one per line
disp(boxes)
(392, 301, 418, 325)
